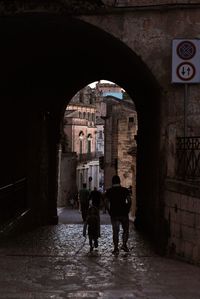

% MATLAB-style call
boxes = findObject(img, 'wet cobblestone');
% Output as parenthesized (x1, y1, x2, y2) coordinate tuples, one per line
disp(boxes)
(0, 209, 200, 298)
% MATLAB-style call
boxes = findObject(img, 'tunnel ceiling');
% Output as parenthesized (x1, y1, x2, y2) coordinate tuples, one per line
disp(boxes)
(0, 15, 160, 112)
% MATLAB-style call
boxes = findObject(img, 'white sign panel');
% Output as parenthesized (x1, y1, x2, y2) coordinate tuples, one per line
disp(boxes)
(172, 39, 200, 83)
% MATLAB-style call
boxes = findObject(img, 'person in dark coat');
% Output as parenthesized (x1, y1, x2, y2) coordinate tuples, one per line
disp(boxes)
(105, 175, 131, 255)
(89, 187, 102, 209)
(83, 205, 100, 252)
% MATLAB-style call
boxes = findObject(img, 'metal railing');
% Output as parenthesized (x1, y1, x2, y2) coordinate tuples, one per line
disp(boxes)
(78, 152, 102, 162)
(0, 178, 27, 224)
(176, 136, 200, 179)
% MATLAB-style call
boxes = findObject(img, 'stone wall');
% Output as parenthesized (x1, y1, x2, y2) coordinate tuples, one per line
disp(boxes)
(58, 152, 77, 207)
(104, 97, 137, 217)
(1, 0, 200, 16)
(118, 111, 137, 218)
(118, 109, 137, 187)
(114, 0, 200, 6)
(165, 179, 200, 264)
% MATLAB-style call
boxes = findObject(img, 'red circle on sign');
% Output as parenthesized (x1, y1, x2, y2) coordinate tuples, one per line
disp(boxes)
(176, 62, 196, 81)
(177, 41, 196, 60)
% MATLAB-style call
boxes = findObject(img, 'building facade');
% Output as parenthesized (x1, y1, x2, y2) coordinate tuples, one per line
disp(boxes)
(103, 95, 137, 218)
(96, 81, 123, 99)
(64, 103, 98, 189)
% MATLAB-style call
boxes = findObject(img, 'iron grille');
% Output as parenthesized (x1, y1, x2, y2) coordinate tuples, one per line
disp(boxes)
(176, 136, 200, 179)
(78, 152, 100, 162)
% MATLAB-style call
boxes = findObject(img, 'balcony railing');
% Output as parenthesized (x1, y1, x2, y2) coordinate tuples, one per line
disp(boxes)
(78, 152, 102, 162)
(0, 178, 27, 225)
(176, 136, 200, 180)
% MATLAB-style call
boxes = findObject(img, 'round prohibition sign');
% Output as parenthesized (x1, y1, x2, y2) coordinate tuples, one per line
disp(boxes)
(177, 41, 196, 60)
(176, 62, 196, 81)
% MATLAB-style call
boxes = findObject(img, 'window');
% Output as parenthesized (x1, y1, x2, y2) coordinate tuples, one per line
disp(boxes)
(79, 131, 84, 159)
(89, 96, 93, 104)
(80, 139, 83, 155)
(79, 131, 84, 139)
(88, 139, 91, 154)
(87, 134, 92, 157)
(129, 117, 134, 123)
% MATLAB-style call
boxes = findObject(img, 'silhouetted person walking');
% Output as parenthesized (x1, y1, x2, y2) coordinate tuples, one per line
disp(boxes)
(79, 183, 90, 222)
(105, 175, 131, 255)
(89, 187, 102, 209)
(83, 205, 100, 252)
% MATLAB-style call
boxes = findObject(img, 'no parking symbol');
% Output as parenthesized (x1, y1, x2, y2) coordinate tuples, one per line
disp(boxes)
(177, 41, 196, 60)
(172, 39, 200, 83)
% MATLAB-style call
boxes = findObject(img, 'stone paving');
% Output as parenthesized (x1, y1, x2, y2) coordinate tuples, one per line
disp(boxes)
(0, 208, 200, 298)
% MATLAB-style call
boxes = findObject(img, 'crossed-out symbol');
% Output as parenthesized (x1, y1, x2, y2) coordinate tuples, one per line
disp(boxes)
(177, 41, 196, 60)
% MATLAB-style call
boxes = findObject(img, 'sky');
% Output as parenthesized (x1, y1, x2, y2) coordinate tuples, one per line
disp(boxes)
(88, 80, 115, 88)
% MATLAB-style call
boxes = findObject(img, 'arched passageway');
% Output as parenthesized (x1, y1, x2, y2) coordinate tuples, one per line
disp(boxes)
(0, 16, 162, 246)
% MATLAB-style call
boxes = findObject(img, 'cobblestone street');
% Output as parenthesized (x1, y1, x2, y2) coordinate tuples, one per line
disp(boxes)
(0, 208, 200, 298)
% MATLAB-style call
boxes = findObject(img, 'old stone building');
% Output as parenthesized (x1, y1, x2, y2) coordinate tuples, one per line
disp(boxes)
(57, 151, 77, 207)
(58, 88, 100, 206)
(59, 84, 109, 205)
(103, 95, 137, 218)
(96, 81, 123, 99)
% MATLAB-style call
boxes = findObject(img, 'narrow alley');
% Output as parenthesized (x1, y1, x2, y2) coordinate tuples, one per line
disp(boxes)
(0, 208, 200, 299)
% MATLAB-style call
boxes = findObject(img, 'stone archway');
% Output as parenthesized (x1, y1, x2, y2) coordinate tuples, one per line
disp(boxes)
(0, 16, 162, 243)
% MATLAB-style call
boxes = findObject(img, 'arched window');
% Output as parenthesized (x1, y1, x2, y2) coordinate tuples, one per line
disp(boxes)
(89, 95, 93, 104)
(79, 131, 84, 159)
(87, 134, 92, 156)
(79, 131, 84, 139)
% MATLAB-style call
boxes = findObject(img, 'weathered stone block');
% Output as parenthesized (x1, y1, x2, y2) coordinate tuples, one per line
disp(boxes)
(192, 245, 199, 262)
(184, 241, 193, 259)
(182, 225, 197, 242)
(181, 211, 195, 228)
